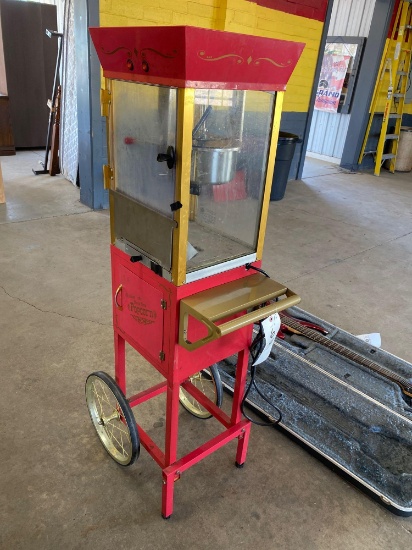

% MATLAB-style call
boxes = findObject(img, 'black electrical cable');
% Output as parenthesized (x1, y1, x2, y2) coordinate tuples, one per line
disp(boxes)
(240, 321, 283, 427)
(241, 364, 283, 427)
(241, 267, 283, 424)
(245, 263, 270, 278)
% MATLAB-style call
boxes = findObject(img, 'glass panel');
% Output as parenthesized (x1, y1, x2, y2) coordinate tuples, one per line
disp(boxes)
(111, 81, 177, 218)
(187, 89, 274, 273)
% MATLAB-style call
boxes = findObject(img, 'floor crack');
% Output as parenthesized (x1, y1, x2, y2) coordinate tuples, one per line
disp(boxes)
(400, 524, 412, 536)
(301, 170, 341, 180)
(0, 210, 95, 225)
(0, 285, 111, 327)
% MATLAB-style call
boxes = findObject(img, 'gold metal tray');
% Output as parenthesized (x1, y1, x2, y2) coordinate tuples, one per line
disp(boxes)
(179, 273, 300, 351)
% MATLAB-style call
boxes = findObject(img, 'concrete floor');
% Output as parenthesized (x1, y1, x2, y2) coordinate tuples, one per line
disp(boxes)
(1, 150, 411, 549)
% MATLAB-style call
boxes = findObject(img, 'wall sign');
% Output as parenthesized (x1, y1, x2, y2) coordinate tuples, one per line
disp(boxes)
(315, 54, 351, 113)
(315, 37, 366, 115)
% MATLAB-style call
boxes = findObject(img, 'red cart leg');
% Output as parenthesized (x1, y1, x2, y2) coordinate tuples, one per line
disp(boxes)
(164, 380, 180, 465)
(231, 349, 249, 424)
(114, 332, 126, 394)
(235, 422, 251, 467)
(231, 349, 251, 467)
(162, 470, 175, 519)
(162, 378, 181, 518)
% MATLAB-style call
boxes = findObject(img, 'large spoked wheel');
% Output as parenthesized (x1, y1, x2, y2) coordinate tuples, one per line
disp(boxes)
(85, 371, 140, 466)
(179, 364, 223, 419)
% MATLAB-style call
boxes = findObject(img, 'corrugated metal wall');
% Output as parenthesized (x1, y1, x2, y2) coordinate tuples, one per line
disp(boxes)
(307, 0, 376, 160)
(328, 0, 375, 35)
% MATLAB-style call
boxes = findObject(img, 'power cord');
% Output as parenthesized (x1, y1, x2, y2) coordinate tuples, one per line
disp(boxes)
(240, 320, 283, 427)
(245, 263, 270, 278)
(241, 264, 282, 425)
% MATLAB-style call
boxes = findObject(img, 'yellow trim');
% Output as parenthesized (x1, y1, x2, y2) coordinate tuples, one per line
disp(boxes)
(172, 88, 195, 286)
(104, 79, 116, 244)
(101, 88, 111, 117)
(256, 91, 283, 259)
(109, 189, 115, 244)
(102, 79, 115, 191)
(103, 164, 113, 190)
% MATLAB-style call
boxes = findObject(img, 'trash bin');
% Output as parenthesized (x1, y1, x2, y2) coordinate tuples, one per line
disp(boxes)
(270, 132, 301, 201)
(394, 127, 412, 172)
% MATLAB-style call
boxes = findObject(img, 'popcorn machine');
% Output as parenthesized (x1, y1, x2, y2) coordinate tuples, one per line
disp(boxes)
(86, 26, 304, 518)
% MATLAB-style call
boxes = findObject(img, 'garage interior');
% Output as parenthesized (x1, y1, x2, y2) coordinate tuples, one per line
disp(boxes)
(1, 150, 411, 547)
(1, 0, 412, 547)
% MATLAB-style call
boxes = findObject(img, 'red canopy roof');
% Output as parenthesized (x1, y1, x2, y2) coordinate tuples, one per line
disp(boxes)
(90, 26, 304, 91)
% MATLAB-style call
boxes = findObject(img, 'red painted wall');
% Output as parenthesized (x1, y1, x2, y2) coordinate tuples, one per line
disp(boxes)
(248, 0, 328, 22)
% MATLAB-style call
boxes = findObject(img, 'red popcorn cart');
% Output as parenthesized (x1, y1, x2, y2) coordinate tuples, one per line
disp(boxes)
(86, 25, 304, 518)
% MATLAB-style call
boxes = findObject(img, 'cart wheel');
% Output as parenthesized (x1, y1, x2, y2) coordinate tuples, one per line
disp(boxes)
(179, 365, 223, 419)
(85, 371, 140, 466)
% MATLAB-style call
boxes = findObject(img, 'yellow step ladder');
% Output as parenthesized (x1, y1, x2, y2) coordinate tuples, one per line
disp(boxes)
(359, 0, 412, 175)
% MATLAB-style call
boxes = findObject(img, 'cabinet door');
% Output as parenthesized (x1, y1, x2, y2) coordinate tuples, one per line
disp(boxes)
(1, 1, 57, 147)
(114, 264, 164, 365)
(111, 81, 177, 218)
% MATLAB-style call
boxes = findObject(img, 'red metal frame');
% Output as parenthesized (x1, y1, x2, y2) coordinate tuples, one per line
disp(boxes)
(111, 246, 256, 518)
(90, 26, 304, 91)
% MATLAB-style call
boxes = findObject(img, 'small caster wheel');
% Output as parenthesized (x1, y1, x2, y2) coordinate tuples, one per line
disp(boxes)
(179, 364, 223, 419)
(162, 514, 171, 520)
(85, 371, 140, 466)
(235, 461, 245, 469)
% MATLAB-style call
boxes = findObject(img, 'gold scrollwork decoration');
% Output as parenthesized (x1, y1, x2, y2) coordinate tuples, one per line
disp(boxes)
(101, 46, 132, 57)
(197, 49, 292, 68)
(141, 47, 178, 59)
(102, 45, 178, 61)
(198, 50, 244, 64)
(253, 57, 292, 68)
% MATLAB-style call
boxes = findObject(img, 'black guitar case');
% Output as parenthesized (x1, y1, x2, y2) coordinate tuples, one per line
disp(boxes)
(218, 306, 412, 516)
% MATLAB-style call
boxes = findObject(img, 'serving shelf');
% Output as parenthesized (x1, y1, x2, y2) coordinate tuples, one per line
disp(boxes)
(179, 273, 300, 350)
